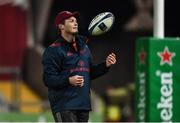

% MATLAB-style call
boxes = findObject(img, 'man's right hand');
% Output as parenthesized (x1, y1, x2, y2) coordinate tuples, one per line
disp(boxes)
(69, 75, 84, 87)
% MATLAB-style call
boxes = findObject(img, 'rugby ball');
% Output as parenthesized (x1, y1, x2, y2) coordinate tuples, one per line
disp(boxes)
(88, 12, 115, 36)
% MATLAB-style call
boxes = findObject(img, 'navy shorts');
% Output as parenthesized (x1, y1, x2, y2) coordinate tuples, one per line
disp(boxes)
(52, 110, 89, 122)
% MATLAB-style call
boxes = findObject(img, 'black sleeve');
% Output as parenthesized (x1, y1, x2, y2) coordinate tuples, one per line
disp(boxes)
(90, 61, 110, 80)
(42, 47, 70, 89)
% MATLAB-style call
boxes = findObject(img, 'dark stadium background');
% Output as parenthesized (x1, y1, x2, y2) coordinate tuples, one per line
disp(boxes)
(1, 0, 180, 121)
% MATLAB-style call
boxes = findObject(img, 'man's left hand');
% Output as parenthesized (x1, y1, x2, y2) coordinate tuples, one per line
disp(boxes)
(106, 53, 116, 67)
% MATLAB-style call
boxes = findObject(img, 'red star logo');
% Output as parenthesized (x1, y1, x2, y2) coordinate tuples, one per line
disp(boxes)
(139, 48, 146, 65)
(157, 46, 176, 66)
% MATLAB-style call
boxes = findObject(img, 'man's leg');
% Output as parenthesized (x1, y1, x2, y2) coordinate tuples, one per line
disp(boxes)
(76, 110, 89, 122)
(53, 111, 77, 122)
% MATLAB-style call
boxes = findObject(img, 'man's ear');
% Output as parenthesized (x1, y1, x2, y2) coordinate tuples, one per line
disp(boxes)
(58, 24, 64, 30)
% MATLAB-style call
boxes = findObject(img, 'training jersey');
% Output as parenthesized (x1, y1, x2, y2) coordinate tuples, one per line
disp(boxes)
(42, 35, 109, 113)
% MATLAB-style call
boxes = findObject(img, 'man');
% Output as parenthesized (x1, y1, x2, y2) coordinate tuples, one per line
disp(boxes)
(42, 11, 116, 122)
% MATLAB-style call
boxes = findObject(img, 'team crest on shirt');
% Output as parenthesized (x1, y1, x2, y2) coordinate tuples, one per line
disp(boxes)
(78, 60, 85, 67)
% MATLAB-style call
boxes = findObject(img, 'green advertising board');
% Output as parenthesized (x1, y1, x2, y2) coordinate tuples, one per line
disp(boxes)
(135, 37, 180, 122)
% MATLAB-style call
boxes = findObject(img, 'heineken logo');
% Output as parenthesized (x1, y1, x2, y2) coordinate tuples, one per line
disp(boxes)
(139, 48, 146, 65)
(137, 72, 146, 121)
(156, 71, 173, 122)
(157, 46, 176, 66)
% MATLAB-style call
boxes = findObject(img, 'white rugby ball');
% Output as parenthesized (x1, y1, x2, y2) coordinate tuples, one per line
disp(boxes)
(88, 12, 115, 36)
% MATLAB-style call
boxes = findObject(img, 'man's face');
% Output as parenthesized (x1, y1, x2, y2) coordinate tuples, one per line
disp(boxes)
(62, 16, 78, 34)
